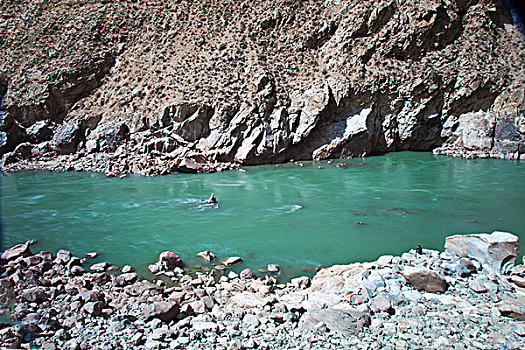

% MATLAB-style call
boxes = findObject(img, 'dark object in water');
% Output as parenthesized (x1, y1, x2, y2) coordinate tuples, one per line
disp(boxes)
(356, 221, 365, 225)
(207, 193, 217, 204)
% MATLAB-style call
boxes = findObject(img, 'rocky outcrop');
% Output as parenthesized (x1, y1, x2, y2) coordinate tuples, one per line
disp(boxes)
(1, 0, 524, 176)
(445, 231, 520, 275)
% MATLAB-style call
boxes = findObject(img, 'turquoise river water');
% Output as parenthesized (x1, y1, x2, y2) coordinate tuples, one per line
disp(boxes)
(1, 152, 524, 280)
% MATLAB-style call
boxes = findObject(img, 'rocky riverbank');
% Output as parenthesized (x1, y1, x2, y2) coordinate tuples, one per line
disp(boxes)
(1, 0, 525, 177)
(1, 231, 524, 349)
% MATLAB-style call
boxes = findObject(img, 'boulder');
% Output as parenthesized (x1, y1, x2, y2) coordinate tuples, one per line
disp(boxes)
(510, 276, 525, 288)
(158, 251, 183, 270)
(370, 295, 393, 314)
(192, 321, 218, 332)
(21, 288, 49, 303)
(376, 255, 393, 268)
(70, 266, 85, 276)
(55, 250, 72, 263)
(121, 265, 134, 273)
(148, 264, 160, 274)
(497, 302, 525, 321)
(291, 276, 311, 289)
(196, 250, 217, 263)
(53, 123, 81, 155)
(177, 158, 199, 173)
(114, 273, 139, 287)
(189, 300, 206, 314)
(83, 301, 103, 316)
(229, 292, 268, 308)
(78, 290, 105, 303)
(401, 267, 448, 293)
(90, 262, 112, 272)
(240, 268, 256, 279)
(38, 251, 53, 261)
(1, 243, 32, 261)
(222, 257, 243, 268)
(143, 302, 180, 322)
(445, 231, 519, 275)
(298, 308, 371, 335)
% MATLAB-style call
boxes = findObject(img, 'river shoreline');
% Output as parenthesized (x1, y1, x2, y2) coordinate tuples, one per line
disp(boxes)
(1, 231, 524, 349)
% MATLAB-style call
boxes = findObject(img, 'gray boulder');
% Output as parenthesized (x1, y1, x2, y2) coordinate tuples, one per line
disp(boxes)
(90, 262, 112, 272)
(114, 273, 139, 287)
(240, 268, 256, 279)
(1, 243, 32, 261)
(445, 231, 519, 275)
(157, 251, 184, 270)
(52, 123, 81, 155)
(196, 250, 217, 263)
(143, 302, 180, 322)
(298, 308, 371, 335)
(83, 301, 103, 316)
(56, 249, 72, 263)
(222, 257, 243, 268)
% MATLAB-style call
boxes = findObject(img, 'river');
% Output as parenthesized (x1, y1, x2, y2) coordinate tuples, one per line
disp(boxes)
(1, 152, 524, 280)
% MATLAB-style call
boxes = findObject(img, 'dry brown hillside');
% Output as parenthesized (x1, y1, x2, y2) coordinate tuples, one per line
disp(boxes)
(1, 0, 524, 175)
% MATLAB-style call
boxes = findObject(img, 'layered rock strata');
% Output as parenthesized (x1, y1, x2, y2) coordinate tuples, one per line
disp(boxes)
(1, 0, 525, 176)
(0, 232, 524, 349)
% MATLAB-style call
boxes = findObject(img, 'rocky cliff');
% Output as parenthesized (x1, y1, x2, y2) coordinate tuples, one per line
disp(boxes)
(1, 0, 525, 175)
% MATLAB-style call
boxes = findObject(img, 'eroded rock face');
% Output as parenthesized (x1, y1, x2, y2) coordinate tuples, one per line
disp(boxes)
(445, 231, 520, 275)
(1, 0, 524, 175)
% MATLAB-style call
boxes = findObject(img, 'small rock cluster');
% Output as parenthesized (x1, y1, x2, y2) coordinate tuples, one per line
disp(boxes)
(1, 232, 524, 349)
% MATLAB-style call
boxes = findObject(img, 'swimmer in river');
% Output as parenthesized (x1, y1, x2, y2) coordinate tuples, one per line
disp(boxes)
(207, 193, 217, 204)
(196, 193, 219, 209)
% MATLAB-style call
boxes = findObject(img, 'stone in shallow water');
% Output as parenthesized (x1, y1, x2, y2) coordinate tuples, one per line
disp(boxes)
(158, 251, 183, 270)
(196, 250, 217, 263)
(223, 257, 243, 268)
(121, 265, 134, 273)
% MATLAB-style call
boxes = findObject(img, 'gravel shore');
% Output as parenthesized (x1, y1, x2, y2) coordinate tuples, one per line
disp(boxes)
(1, 231, 524, 349)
